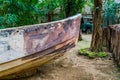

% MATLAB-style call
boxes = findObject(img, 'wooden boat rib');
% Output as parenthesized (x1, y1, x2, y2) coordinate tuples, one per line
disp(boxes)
(0, 14, 81, 79)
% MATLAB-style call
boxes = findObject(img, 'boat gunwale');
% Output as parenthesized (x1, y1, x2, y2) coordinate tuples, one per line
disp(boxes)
(0, 14, 81, 31)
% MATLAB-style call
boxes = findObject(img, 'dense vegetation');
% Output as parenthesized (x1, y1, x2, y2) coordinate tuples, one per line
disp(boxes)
(0, 0, 90, 29)
(0, 0, 40, 28)
(102, 0, 120, 26)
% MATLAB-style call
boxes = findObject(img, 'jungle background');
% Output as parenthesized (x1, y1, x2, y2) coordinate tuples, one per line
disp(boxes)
(0, 0, 120, 29)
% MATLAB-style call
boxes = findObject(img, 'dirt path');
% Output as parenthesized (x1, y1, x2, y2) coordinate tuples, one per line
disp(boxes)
(21, 34, 120, 80)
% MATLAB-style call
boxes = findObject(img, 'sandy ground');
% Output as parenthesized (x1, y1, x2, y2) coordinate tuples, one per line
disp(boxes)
(20, 34, 120, 80)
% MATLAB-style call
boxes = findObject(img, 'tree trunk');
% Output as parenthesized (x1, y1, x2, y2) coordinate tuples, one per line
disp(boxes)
(65, 0, 72, 17)
(47, 11, 53, 22)
(90, 0, 103, 52)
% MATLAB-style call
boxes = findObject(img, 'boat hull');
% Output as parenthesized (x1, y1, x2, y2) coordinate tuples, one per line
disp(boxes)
(0, 14, 81, 79)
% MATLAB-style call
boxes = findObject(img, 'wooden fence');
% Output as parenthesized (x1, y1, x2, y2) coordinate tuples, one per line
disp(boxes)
(103, 24, 120, 66)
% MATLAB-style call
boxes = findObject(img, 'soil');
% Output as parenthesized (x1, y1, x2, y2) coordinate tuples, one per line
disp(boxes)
(20, 34, 120, 80)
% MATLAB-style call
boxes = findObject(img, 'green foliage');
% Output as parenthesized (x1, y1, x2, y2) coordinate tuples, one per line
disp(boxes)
(62, 0, 86, 17)
(78, 48, 108, 59)
(0, 0, 39, 28)
(103, 0, 116, 16)
(103, 0, 120, 25)
(78, 48, 89, 56)
(96, 52, 108, 58)
(0, 0, 87, 29)
(88, 52, 96, 59)
(38, 0, 87, 21)
(79, 48, 96, 59)
(36, 0, 61, 22)
(82, 0, 94, 14)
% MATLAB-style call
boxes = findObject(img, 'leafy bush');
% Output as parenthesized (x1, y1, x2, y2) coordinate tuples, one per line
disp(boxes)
(78, 48, 108, 59)
(97, 52, 108, 58)
(78, 48, 96, 59)
(78, 48, 89, 56)
(88, 52, 96, 59)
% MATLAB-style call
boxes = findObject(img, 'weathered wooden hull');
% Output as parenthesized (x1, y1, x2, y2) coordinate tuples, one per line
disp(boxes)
(0, 14, 81, 79)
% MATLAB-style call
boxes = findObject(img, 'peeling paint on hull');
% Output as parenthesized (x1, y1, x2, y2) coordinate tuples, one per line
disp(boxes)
(0, 14, 81, 79)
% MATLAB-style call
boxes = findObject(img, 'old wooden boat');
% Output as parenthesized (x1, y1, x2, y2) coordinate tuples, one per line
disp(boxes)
(0, 14, 81, 79)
